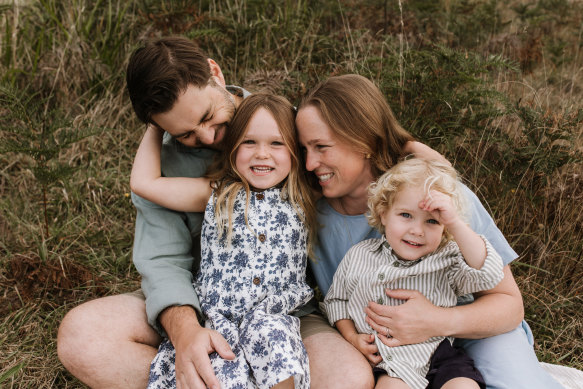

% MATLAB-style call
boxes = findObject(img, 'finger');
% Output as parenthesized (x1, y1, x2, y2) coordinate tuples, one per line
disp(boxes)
(191, 350, 221, 389)
(177, 365, 207, 389)
(378, 334, 404, 347)
(366, 352, 383, 365)
(384, 288, 417, 300)
(366, 300, 396, 317)
(210, 332, 235, 360)
(365, 313, 391, 335)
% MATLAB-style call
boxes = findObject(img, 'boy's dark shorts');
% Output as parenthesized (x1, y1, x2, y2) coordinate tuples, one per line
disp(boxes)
(426, 339, 485, 389)
(373, 339, 485, 388)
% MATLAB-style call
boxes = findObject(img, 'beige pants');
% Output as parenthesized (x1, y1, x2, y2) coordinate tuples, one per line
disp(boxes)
(127, 289, 338, 340)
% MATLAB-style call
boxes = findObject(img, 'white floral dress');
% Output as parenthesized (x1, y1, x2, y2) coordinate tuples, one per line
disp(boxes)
(148, 187, 313, 389)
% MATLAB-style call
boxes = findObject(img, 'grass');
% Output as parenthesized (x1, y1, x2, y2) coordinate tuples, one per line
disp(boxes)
(1, 0, 582, 387)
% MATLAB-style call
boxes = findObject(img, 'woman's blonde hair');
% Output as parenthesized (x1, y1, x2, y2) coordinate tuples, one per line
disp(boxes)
(207, 94, 317, 253)
(298, 74, 415, 182)
(367, 157, 468, 244)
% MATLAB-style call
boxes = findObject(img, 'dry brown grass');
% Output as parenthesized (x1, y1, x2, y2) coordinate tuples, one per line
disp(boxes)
(0, 0, 582, 386)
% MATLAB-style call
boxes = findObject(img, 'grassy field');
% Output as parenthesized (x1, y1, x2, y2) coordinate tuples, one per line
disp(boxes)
(0, 0, 581, 387)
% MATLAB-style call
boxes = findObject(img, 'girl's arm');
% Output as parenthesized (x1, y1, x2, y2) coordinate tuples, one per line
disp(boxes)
(420, 190, 486, 269)
(130, 126, 212, 213)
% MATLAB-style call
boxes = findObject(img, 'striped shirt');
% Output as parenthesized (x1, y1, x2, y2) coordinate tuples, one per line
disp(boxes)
(323, 235, 504, 389)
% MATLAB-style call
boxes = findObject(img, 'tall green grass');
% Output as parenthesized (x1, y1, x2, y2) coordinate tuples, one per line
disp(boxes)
(1, 0, 581, 386)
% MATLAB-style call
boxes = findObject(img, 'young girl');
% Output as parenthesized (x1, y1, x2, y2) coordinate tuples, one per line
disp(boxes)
(131, 94, 317, 389)
(323, 158, 505, 389)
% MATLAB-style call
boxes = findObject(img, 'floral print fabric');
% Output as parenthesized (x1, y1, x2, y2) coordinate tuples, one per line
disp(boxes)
(148, 187, 313, 388)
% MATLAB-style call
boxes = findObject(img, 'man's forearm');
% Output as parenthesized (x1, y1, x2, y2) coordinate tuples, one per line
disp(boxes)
(159, 305, 202, 343)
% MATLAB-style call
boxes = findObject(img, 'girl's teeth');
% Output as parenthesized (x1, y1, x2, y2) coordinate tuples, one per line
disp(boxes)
(252, 167, 272, 172)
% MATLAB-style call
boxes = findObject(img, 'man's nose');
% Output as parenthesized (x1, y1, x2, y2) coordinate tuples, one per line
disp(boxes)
(197, 125, 216, 145)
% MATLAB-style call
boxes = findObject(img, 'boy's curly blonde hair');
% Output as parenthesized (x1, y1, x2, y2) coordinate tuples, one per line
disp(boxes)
(367, 157, 468, 244)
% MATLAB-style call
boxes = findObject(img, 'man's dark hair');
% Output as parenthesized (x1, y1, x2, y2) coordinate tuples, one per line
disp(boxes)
(126, 36, 212, 124)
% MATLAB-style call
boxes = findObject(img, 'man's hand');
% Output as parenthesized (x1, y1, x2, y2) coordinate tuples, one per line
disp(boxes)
(365, 289, 447, 347)
(160, 306, 235, 389)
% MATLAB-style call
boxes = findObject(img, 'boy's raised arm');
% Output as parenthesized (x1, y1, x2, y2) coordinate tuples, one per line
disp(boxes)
(130, 126, 212, 213)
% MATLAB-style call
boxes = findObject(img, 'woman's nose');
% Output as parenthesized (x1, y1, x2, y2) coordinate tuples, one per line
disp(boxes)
(304, 150, 319, 171)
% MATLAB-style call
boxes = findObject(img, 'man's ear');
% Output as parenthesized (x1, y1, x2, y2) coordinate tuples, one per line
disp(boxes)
(208, 58, 226, 87)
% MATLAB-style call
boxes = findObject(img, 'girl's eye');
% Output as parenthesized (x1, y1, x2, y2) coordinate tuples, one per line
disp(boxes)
(427, 219, 440, 225)
(272, 141, 284, 146)
(316, 144, 329, 150)
(399, 212, 411, 219)
(241, 139, 255, 145)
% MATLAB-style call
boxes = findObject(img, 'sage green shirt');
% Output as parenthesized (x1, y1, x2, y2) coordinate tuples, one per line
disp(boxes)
(132, 86, 248, 334)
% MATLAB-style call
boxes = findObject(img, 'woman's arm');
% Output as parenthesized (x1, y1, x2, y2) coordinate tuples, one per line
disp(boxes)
(130, 126, 212, 212)
(403, 141, 451, 165)
(365, 265, 524, 345)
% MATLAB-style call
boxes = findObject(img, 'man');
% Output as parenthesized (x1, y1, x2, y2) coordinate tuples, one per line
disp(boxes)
(57, 36, 375, 389)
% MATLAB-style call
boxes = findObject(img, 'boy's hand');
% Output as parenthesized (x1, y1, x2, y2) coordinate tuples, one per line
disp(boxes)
(419, 190, 462, 228)
(346, 332, 382, 366)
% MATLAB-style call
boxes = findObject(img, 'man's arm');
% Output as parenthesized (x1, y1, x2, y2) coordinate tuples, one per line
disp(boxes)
(132, 192, 202, 333)
(132, 193, 234, 389)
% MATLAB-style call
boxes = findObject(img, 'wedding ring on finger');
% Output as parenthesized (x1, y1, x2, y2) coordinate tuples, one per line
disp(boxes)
(386, 327, 392, 338)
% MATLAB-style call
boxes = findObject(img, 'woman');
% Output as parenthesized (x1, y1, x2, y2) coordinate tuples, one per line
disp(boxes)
(295, 74, 563, 388)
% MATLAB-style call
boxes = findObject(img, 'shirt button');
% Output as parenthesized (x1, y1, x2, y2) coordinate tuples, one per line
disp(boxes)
(253, 277, 261, 285)
(256, 193, 264, 200)
(258, 233, 266, 242)
(378, 273, 385, 280)
(386, 354, 392, 361)
(393, 262, 400, 267)
(377, 297, 384, 304)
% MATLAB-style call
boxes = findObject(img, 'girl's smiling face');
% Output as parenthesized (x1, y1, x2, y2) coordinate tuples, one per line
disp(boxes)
(380, 185, 445, 261)
(235, 108, 292, 190)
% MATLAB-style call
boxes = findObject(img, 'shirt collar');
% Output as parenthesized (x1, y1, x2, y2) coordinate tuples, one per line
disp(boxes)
(372, 235, 424, 267)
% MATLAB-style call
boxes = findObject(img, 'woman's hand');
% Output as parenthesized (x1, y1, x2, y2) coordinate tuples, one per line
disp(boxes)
(403, 141, 451, 165)
(365, 289, 447, 347)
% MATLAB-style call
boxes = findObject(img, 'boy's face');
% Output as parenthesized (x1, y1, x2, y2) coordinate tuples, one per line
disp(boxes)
(151, 81, 237, 150)
(380, 185, 445, 261)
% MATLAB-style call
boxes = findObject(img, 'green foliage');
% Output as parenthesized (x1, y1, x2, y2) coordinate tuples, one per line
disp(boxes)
(0, 85, 98, 237)
(1, 0, 582, 385)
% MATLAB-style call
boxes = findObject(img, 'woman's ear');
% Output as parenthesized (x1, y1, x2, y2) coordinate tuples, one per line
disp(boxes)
(208, 59, 226, 87)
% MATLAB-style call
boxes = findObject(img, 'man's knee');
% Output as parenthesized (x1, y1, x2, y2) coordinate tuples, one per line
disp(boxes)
(57, 301, 100, 367)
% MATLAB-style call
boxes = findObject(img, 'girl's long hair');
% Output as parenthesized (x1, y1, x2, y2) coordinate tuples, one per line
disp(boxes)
(207, 94, 317, 254)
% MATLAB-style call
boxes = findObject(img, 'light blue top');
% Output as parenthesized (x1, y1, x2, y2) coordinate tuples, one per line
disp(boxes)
(311, 184, 518, 297)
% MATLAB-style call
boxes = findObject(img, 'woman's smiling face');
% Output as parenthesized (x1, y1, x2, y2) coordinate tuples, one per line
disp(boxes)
(296, 105, 374, 200)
